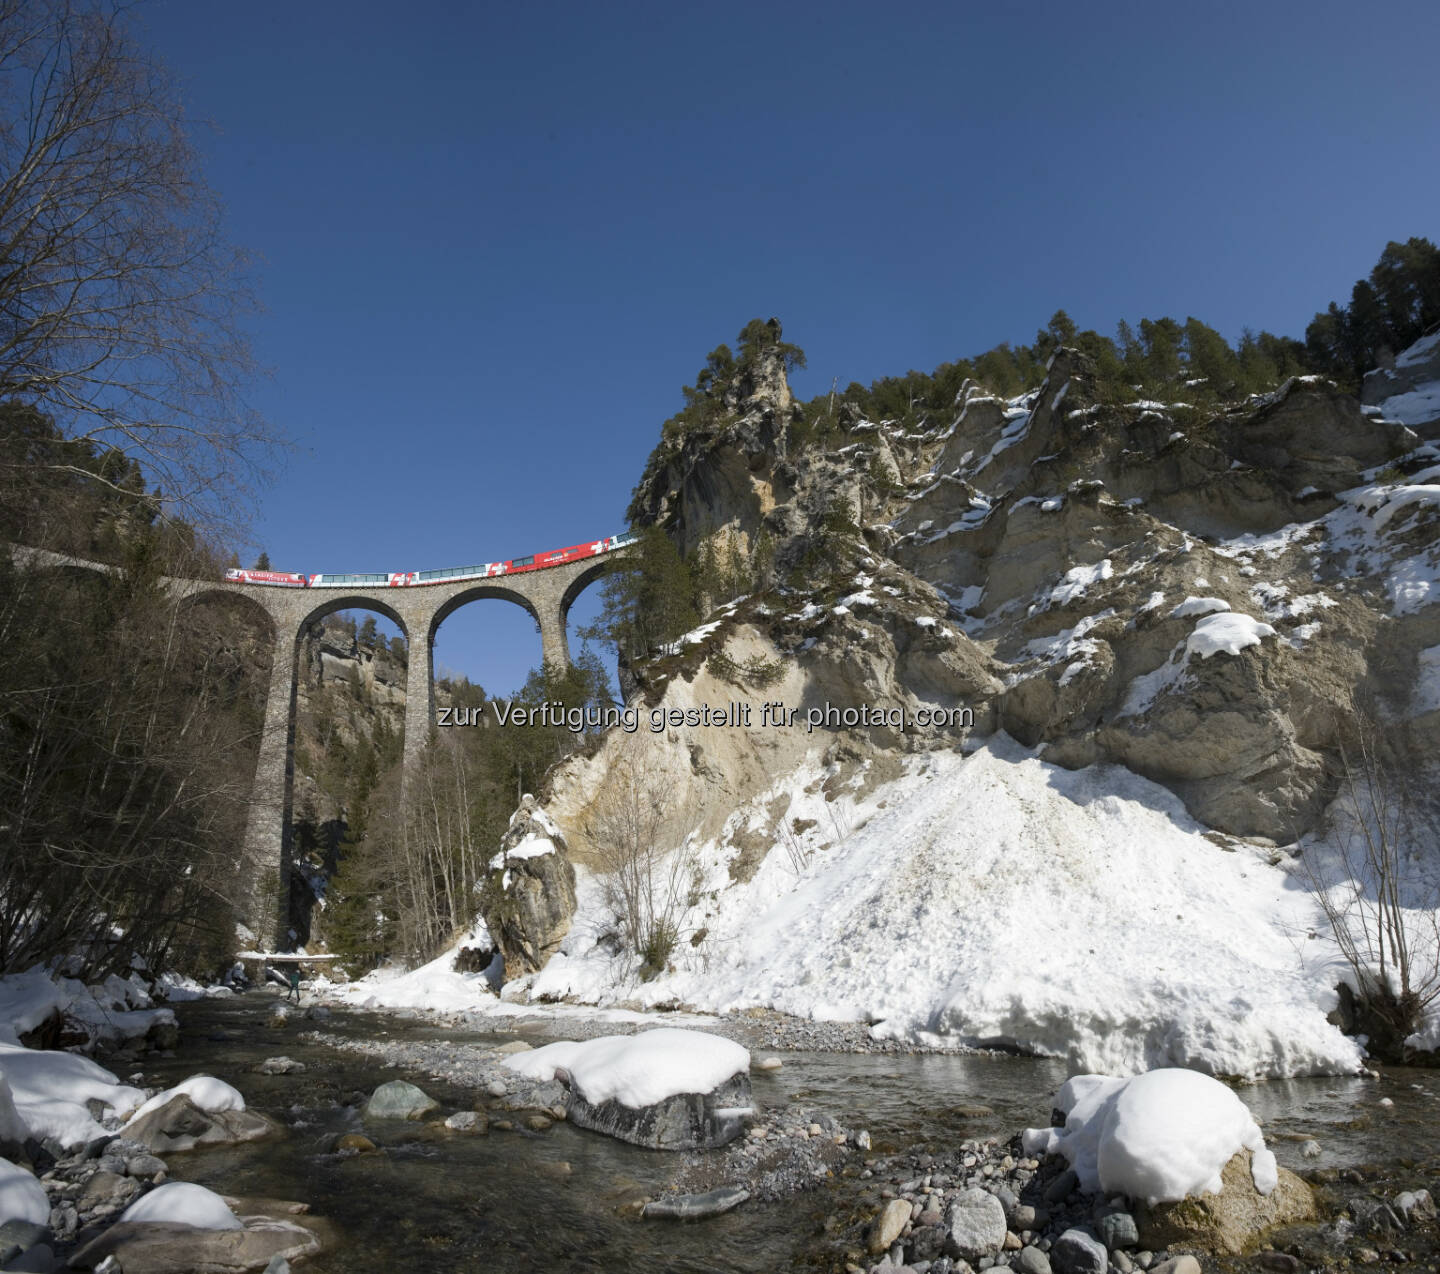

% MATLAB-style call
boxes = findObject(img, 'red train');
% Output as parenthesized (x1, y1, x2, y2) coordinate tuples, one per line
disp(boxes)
(223, 532, 636, 589)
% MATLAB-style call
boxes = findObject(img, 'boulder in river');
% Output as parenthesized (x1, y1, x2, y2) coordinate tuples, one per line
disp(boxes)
(561, 1070, 752, 1150)
(362, 1080, 438, 1121)
(123, 1094, 276, 1154)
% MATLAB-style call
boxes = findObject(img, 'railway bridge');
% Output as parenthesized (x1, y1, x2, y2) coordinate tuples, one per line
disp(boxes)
(8, 542, 630, 945)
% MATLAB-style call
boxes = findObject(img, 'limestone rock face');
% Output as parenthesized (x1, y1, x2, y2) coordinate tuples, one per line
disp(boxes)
(562, 327, 1440, 883)
(557, 1069, 752, 1150)
(1221, 377, 1416, 495)
(482, 796, 577, 978)
(1136, 1149, 1316, 1255)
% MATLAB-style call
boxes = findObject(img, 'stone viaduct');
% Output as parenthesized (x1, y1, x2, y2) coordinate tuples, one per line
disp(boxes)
(10, 543, 629, 947)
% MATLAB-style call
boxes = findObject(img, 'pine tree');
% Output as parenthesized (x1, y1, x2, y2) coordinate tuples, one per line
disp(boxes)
(254, 551, 271, 570)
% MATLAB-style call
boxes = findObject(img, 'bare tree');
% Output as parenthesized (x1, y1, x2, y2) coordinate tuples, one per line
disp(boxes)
(584, 756, 695, 978)
(1303, 719, 1440, 1058)
(0, 0, 275, 528)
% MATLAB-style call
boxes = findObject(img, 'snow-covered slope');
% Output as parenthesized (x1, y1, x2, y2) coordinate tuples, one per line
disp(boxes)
(529, 737, 1362, 1079)
(1365, 328, 1440, 431)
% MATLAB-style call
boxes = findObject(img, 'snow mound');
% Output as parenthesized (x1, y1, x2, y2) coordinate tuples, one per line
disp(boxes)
(126, 1074, 245, 1124)
(1185, 612, 1275, 658)
(0, 1043, 143, 1147)
(504, 1028, 749, 1108)
(120, 1181, 243, 1230)
(326, 918, 498, 1012)
(0, 969, 70, 1046)
(1023, 1069, 1276, 1206)
(0, 1157, 49, 1226)
(531, 740, 1362, 1079)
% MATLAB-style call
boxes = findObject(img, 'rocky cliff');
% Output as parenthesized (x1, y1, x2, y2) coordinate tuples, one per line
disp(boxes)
(508, 328, 1440, 1072)
(563, 338, 1438, 845)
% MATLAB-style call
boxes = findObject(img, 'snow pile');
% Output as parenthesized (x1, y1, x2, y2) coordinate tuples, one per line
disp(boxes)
(0, 1157, 49, 1227)
(326, 917, 499, 1013)
(120, 1181, 243, 1230)
(0, 1043, 143, 1147)
(1022, 1069, 1277, 1207)
(0, 966, 175, 1050)
(504, 1028, 749, 1108)
(62, 973, 176, 1047)
(1185, 612, 1276, 659)
(126, 1074, 245, 1124)
(0, 969, 69, 1046)
(530, 739, 1363, 1078)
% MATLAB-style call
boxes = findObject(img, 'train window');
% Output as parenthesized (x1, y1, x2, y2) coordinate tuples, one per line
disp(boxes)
(512, 556, 534, 567)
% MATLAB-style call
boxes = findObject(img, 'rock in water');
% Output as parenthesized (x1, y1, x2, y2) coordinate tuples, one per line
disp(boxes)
(562, 1071, 753, 1150)
(123, 1094, 275, 1153)
(944, 1187, 1007, 1261)
(1137, 1148, 1315, 1255)
(362, 1080, 439, 1121)
(72, 1217, 321, 1274)
(642, 1186, 750, 1220)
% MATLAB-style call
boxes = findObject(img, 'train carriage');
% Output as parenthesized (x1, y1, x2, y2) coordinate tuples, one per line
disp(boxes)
(222, 531, 638, 589)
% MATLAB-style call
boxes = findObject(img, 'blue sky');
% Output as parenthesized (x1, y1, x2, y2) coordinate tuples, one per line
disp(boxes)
(140, 0, 1439, 695)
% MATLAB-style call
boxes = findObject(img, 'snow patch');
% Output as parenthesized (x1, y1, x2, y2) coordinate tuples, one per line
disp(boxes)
(1170, 596, 1230, 619)
(1185, 613, 1275, 659)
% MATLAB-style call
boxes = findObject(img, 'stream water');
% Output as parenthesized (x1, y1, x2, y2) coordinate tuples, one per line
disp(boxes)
(136, 995, 1440, 1273)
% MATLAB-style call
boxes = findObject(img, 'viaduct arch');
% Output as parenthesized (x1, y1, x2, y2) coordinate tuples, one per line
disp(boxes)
(8, 543, 629, 947)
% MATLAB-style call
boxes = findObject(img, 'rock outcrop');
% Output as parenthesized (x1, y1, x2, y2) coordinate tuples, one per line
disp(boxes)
(481, 797, 577, 978)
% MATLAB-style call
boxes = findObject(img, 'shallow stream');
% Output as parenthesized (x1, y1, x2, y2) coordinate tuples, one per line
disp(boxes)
(138, 995, 1440, 1272)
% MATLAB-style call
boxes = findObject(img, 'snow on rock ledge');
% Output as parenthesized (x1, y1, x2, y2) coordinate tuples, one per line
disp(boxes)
(1185, 612, 1275, 659)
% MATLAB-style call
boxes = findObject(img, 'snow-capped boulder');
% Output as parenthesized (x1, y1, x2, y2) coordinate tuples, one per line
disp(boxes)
(1023, 1069, 1314, 1255)
(505, 1028, 752, 1149)
(120, 1181, 242, 1230)
(122, 1093, 275, 1154)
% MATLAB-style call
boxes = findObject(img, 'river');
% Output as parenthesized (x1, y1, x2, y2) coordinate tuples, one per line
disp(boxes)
(136, 994, 1440, 1273)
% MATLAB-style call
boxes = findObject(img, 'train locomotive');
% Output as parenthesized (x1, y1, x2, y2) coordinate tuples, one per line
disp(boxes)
(222, 531, 637, 589)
